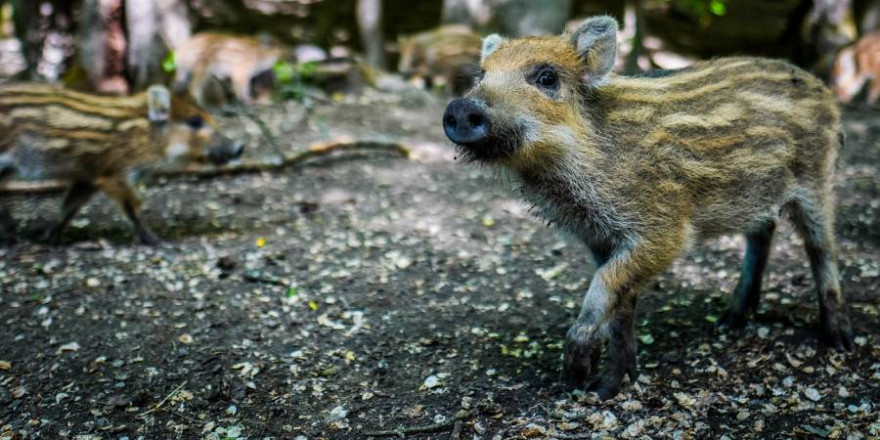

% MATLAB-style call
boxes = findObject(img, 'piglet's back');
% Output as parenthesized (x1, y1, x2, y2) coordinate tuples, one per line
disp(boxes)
(0, 83, 155, 180)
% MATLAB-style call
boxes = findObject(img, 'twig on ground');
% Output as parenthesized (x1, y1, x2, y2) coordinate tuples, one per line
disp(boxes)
(158, 138, 411, 180)
(169, 410, 201, 423)
(364, 408, 477, 438)
(0, 180, 66, 194)
(137, 381, 187, 419)
(242, 269, 288, 286)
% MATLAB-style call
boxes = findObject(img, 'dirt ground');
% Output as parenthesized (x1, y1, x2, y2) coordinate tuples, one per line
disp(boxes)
(1, 89, 879, 440)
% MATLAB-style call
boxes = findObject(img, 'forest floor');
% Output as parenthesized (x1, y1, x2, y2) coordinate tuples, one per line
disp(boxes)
(1, 88, 879, 440)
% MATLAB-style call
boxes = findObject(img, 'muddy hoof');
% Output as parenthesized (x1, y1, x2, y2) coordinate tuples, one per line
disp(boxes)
(562, 324, 602, 388)
(43, 227, 64, 246)
(823, 322, 855, 352)
(586, 372, 624, 401)
(137, 230, 163, 246)
(717, 307, 749, 330)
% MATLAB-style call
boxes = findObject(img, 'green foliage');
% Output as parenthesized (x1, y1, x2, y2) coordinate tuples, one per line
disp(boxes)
(672, 0, 727, 27)
(709, 0, 726, 16)
(273, 60, 318, 102)
(162, 51, 176, 73)
(285, 287, 298, 298)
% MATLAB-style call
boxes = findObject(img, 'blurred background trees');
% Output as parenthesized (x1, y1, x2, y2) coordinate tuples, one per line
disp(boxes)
(0, 0, 877, 93)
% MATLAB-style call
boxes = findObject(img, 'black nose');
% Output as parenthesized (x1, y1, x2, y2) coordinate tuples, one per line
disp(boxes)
(208, 140, 245, 166)
(232, 143, 245, 159)
(443, 98, 490, 145)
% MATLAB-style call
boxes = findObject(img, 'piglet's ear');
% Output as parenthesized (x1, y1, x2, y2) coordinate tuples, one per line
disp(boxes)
(481, 34, 506, 63)
(570, 16, 618, 86)
(147, 85, 171, 123)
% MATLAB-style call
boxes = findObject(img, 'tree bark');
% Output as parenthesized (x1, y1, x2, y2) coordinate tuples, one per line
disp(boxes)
(857, 0, 880, 33)
(623, 0, 649, 74)
(80, 0, 129, 94)
(357, 0, 385, 68)
(493, 0, 571, 36)
(125, 0, 170, 90)
(800, 0, 857, 69)
(12, 0, 77, 80)
(158, 0, 191, 49)
(441, 0, 491, 28)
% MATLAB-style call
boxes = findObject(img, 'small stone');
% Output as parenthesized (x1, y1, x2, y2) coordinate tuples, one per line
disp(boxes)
(226, 404, 237, 416)
(326, 405, 348, 422)
(422, 375, 440, 389)
(804, 387, 822, 402)
(58, 342, 81, 353)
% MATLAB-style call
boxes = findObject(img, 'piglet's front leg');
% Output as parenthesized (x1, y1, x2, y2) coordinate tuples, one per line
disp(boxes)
(563, 235, 683, 400)
(563, 273, 639, 400)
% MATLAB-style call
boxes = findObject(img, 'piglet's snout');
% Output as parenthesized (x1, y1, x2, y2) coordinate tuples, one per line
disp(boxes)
(443, 98, 490, 146)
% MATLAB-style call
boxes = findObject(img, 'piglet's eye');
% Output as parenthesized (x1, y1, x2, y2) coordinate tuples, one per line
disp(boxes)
(186, 116, 205, 129)
(536, 69, 558, 89)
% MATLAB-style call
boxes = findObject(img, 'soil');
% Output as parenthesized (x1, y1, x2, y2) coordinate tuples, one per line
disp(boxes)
(1, 90, 879, 440)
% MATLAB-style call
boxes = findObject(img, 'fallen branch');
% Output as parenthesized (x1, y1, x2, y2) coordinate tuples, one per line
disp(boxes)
(0, 138, 411, 194)
(364, 408, 478, 438)
(0, 180, 67, 194)
(137, 380, 187, 419)
(159, 137, 410, 180)
(242, 269, 288, 286)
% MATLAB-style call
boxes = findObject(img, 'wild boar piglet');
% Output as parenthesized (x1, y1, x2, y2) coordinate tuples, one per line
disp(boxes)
(442, 16, 854, 399)
(0, 83, 244, 245)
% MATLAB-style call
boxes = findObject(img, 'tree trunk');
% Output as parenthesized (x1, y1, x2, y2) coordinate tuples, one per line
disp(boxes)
(858, 0, 880, 33)
(80, 0, 129, 94)
(800, 0, 857, 69)
(441, 0, 491, 28)
(623, 0, 649, 74)
(158, 0, 191, 49)
(493, 0, 571, 36)
(357, 0, 385, 68)
(125, 0, 165, 90)
(12, 0, 77, 80)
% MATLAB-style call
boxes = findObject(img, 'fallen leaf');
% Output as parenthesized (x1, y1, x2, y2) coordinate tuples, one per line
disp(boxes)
(58, 342, 80, 353)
